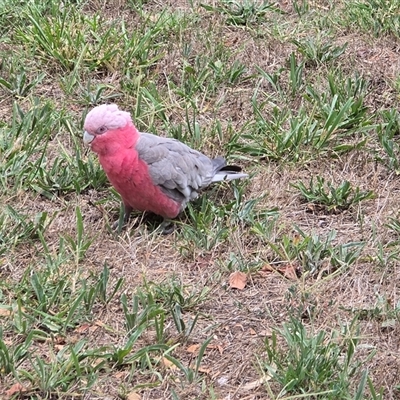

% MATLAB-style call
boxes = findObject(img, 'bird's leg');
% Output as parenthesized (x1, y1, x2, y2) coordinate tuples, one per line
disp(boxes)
(112, 203, 133, 230)
(123, 204, 133, 224)
(159, 218, 175, 235)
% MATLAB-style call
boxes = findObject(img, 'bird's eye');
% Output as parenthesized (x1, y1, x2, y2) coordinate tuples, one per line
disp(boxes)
(97, 125, 107, 134)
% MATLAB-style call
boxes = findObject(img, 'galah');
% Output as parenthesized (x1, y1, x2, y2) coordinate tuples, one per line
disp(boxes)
(83, 104, 248, 232)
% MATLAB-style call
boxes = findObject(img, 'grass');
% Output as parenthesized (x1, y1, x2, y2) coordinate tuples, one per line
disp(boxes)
(263, 316, 376, 399)
(293, 176, 375, 211)
(1, 0, 400, 398)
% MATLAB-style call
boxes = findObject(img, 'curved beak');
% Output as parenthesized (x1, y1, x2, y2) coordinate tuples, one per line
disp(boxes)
(83, 131, 95, 145)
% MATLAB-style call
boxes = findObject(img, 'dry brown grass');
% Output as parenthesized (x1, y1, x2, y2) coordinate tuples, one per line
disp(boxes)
(1, 0, 400, 399)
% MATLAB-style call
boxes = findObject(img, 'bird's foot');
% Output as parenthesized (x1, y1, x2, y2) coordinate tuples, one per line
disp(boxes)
(112, 218, 126, 231)
(111, 204, 132, 231)
(159, 219, 175, 235)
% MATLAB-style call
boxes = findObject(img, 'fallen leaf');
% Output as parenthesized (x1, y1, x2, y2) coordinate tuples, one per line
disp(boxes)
(206, 343, 225, 355)
(0, 307, 12, 317)
(55, 336, 66, 344)
(261, 264, 274, 272)
(75, 323, 91, 333)
(127, 392, 141, 400)
(249, 328, 257, 335)
(113, 371, 127, 379)
(91, 358, 106, 369)
(258, 329, 273, 337)
(161, 357, 178, 370)
(186, 344, 200, 354)
(224, 37, 238, 47)
(75, 321, 102, 334)
(282, 264, 298, 280)
(229, 271, 247, 290)
(187, 343, 225, 355)
(306, 203, 317, 212)
(44, 335, 65, 345)
(5, 382, 26, 397)
(257, 264, 275, 278)
(197, 366, 211, 374)
(242, 377, 271, 391)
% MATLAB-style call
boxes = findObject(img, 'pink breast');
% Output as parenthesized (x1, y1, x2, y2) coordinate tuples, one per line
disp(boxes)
(101, 152, 181, 218)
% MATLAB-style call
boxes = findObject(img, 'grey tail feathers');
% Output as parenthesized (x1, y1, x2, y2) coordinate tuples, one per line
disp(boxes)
(211, 157, 248, 182)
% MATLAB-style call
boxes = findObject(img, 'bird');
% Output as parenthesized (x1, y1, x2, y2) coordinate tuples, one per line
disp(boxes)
(83, 104, 248, 233)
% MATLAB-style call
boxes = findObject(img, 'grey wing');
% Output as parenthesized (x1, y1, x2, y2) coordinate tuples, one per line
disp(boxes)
(136, 133, 216, 205)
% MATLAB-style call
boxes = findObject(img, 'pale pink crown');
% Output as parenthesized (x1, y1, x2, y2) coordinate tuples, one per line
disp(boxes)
(84, 104, 132, 133)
